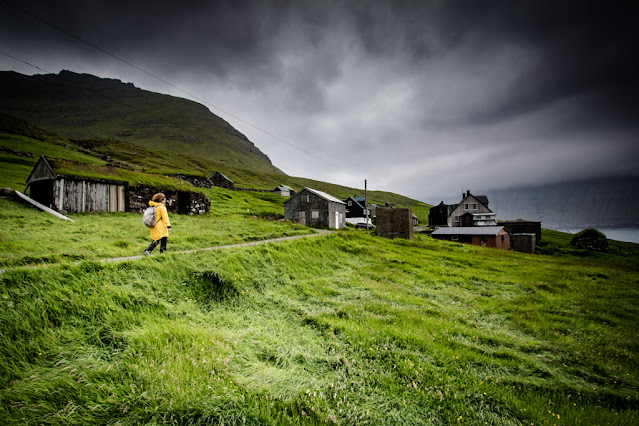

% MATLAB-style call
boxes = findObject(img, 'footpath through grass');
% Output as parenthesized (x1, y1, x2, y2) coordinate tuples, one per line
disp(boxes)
(0, 229, 637, 424)
(0, 192, 312, 268)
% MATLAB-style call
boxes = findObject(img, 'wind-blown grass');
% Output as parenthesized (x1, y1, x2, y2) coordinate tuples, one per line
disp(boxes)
(0, 231, 637, 424)
(0, 197, 311, 268)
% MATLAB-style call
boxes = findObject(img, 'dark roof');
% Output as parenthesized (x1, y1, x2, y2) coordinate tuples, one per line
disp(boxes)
(27, 156, 128, 186)
(475, 195, 489, 205)
(432, 226, 507, 236)
(346, 196, 365, 210)
(212, 171, 234, 183)
(285, 187, 345, 205)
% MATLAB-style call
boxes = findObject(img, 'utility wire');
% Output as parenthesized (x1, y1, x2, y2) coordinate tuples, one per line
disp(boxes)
(1, 0, 356, 177)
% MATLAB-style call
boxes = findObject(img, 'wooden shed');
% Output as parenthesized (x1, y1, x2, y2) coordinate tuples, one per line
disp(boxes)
(26, 156, 126, 213)
(284, 187, 346, 229)
(431, 226, 511, 250)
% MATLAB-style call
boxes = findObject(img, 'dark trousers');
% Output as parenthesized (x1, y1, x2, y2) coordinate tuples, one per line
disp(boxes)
(146, 237, 167, 253)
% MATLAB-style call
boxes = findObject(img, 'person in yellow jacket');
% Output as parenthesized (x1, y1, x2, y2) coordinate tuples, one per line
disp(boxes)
(144, 193, 172, 255)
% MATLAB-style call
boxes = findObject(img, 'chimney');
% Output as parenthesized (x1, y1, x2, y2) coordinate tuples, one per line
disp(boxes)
(466, 190, 471, 197)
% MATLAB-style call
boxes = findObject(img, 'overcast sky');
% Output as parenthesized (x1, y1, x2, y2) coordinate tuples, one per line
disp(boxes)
(1, 0, 637, 203)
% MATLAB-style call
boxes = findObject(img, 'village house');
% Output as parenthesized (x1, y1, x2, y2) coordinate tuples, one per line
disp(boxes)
(460, 212, 497, 227)
(344, 196, 369, 218)
(448, 191, 493, 227)
(429, 191, 494, 228)
(284, 187, 346, 229)
(428, 201, 457, 227)
(431, 226, 511, 250)
(211, 171, 235, 190)
(25, 156, 210, 215)
(274, 185, 295, 197)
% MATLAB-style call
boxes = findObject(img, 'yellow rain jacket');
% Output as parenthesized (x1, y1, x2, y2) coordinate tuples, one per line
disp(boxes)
(149, 201, 171, 241)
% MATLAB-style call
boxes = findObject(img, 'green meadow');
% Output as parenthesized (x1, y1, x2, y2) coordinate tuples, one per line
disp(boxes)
(0, 197, 637, 424)
(1, 111, 638, 424)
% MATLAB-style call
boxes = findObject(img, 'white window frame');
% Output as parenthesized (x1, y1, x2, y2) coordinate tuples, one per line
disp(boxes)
(454, 215, 459, 223)
(311, 210, 319, 219)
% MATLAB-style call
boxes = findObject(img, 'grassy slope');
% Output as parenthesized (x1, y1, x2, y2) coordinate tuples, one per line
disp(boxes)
(0, 117, 431, 220)
(0, 71, 279, 174)
(0, 225, 637, 424)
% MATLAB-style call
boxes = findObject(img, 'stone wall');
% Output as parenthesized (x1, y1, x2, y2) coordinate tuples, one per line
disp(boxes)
(376, 207, 413, 240)
(127, 185, 210, 215)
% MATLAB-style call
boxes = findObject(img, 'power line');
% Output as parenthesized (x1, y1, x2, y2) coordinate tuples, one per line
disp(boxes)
(1, 0, 356, 177)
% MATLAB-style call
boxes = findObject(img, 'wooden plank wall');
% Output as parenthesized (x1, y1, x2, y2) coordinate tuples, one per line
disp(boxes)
(54, 178, 126, 213)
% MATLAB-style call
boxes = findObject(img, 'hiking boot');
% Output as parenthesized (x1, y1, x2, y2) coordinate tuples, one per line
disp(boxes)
(144, 250, 150, 256)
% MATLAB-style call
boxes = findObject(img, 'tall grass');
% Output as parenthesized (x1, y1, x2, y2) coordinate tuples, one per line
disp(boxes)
(0, 196, 311, 268)
(1, 232, 637, 424)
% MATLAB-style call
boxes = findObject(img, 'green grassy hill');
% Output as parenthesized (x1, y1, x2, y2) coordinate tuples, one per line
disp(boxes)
(0, 70, 279, 174)
(0, 113, 431, 220)
(1, 71, 636, 424)
(0, 198, 637, 424)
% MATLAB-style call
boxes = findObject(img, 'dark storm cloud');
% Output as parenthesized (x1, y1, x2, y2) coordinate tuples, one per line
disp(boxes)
(1, 0, 638, 200)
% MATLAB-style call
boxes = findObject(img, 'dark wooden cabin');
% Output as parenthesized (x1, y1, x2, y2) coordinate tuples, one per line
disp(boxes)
(26, 156, 127, 213)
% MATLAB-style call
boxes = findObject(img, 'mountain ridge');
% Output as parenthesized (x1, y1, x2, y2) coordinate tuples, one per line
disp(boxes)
(0, 70, 281, 174)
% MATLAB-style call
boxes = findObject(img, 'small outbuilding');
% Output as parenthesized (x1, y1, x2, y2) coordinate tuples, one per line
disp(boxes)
(376, 207, 414, 240)
(274, 185, 295, 197)
(284, 187, 346, 229)
(25, 156, 210, 215)
(431, 226, 511, 250)
(500, 220, 542, 243)
(26, 156, 127, 213)
(570, 228, 609, 252)
(429, 201, 456, 227)
(211, 171, 235, 190)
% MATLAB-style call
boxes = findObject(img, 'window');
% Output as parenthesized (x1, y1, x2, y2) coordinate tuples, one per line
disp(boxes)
(472, 203, 477, 210)
(347, 200, 352, 206)
(311, 210, 319, 219)
(454, 215, 459, 222)
(501, 235, 505, 242)
(452, 235, 458, 241)
(302, 194, 309, 203)
(464, 203, 469, 209)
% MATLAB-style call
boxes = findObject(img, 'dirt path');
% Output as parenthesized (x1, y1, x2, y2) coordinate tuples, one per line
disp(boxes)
(0, 230, 331, 275)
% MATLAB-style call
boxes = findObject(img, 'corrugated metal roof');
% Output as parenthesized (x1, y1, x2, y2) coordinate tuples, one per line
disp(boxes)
(432, 226, 505, 236)
(275, 185, 294, 191)
(306, 188, 346, 204)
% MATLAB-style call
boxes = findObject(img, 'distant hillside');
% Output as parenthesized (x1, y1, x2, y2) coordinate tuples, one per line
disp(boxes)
(488, 177, 639, 229)
(0, 70, 280, 174)
(0, 113, 431, 220)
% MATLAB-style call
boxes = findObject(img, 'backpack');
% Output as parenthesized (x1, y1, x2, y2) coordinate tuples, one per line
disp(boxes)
(143, 206, 157, 228)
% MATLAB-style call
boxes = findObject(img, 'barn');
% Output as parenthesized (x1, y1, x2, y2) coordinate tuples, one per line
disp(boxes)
(431, 226, 511, 250)
(284, 187, 346, 229)
(26, 156, 127, 213)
